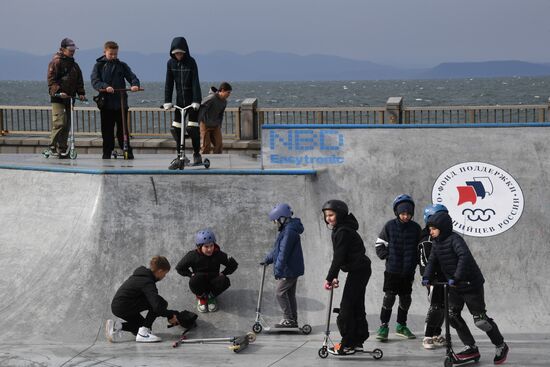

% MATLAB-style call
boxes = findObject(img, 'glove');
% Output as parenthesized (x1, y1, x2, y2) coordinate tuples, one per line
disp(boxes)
(448, 279, 455, 287)
(422, 278, 430, 286)
(163, 102, 173, 110)
(191, 102, 200, 110)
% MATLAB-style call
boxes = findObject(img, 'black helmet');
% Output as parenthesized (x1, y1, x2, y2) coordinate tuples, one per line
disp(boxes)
(321, 199, 349, 215)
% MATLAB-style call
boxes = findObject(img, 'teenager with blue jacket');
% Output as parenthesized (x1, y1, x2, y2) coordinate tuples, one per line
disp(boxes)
(262, 203, 305, 328)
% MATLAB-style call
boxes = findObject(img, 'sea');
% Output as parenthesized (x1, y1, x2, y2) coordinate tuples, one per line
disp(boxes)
(1, 76, 549, 108)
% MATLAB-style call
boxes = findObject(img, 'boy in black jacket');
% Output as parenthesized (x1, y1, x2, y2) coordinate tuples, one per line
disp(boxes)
(176, 229, 238, 313)
(322, 199, 372, 355)
(423, 211, 509, 365)
(375, 194, 421, 341)
(106, 256, 179, 343)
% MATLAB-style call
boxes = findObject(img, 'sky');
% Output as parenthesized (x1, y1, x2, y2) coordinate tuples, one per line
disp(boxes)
(3, 0, 550, 67)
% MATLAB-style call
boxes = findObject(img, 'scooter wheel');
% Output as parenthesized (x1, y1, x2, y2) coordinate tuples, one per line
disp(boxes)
(203, 158, 210, 169)
(444, 356, 453, 367)
(69, 150, 77, 159)
(301, 324, 312, 335)
(318, 347, 328, 359)
(372, 348, 383, 360)
(246, 332, 256, 343)
(252, 323, 262, 334)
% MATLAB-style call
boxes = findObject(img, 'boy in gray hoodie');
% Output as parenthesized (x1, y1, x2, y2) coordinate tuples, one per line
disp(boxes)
(198, 82, 232, 154)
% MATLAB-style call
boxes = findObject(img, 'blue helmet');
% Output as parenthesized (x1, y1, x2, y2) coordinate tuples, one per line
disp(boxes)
(268, 203, 293, 221)
(195, 229, 216, 246)
(393, 194, 415, 216)
(423, 204, 448, 224)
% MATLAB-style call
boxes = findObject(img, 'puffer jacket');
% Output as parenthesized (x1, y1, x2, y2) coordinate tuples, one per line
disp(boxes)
(264, 217, 305, 279)
(176, 244, 238, 277)
(423, 212, 485, 290)
(326, 213, 371, 282)
(90, 56, 140, 110)
(47, 51, 85, 103)
(375, 218, 421, 276)
(164, 37, 202, 107)
(198, 87, 227, 127)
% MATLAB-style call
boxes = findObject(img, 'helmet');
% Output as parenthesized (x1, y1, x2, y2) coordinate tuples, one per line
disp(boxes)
(321, 199, 349, 215)
(393, 194, 415, 216)
(268, 203, 293, 221)
(195, 229, 216, 246)
(423, 204, 448, 224)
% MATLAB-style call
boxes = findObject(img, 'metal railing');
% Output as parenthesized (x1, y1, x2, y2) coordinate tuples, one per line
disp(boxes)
(257, 107, 385, 125)
(403, 105, 548, 124)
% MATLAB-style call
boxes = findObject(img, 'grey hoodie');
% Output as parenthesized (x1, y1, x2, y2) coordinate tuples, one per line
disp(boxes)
(198, 86, 227, 128)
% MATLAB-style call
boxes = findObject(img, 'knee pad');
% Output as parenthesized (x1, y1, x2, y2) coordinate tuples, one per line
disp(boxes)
(382, 293, 397, 310)
(474, 313, 493, 332)
(398, 294, 412, 311)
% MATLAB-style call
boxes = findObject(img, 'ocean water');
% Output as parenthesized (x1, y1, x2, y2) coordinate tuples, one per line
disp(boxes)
(1, 77, 549, 108)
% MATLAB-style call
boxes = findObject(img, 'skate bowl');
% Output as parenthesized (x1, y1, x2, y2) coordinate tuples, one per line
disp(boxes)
(1, 123, 549, 366)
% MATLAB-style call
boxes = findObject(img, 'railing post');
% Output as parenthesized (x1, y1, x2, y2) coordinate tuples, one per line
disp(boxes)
(547, 97, 550, 122)
(386, 97, 403, 124)
(0, 108, 4, 132)
(240, 98, 258, 140)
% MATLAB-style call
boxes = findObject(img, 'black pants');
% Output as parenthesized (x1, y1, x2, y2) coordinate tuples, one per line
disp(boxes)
(100, 108, 132, 155)
(448, 286, 504, 346)
(380, 272, 414, 325)
(337, 265, 371, 347)
(172, 106, 200, 155)
(111, 296, 163, 335)
(189, 273, 230, 298)
(425, 284, 445, 337)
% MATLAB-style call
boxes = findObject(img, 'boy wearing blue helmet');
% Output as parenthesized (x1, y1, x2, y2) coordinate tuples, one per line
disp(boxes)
(176, 229, 238, 312)
(262, 203, 305, 328)
(418, 204, 448, 349)
(375, 194, 422, 341)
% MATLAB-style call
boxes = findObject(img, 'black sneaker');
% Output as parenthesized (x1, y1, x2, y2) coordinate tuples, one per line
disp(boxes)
(127, 150, 134, 160)
(328, 343, 356, 356)
(193, 153, 202, 165)
(494, 342, 509, 365)
(274, 319, 297, 328)
(456, 345, 480, 361)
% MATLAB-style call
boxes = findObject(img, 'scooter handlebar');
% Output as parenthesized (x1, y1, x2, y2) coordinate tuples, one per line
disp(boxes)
(98, 88, 144, 92)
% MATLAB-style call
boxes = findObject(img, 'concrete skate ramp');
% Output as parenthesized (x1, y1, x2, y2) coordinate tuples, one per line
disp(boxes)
(1, 124, 550, 350)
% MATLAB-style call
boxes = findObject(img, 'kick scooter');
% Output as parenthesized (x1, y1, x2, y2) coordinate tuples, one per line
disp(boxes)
(173, 331, 256, 353)
(251, 264, 312, 335)
(318, 285, 383, 359)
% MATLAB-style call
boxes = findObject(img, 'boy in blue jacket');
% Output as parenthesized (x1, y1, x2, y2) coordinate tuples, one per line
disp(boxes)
(263, 203, 305, 328)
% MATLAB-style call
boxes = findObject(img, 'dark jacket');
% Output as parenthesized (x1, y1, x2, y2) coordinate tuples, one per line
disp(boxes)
(164, 37, 202, 107)
(176, 245, 238, 277)
(423, 212, 485, 290)
(376, 218, 421, 276)
(418, 227, 445, 280)
(264, 217, 305, 279)
(198, 87, 227, 127)
(111, 266, 176, 318)
(90, 56, 140, 110)
(326, 213, 371, 282)
(47, 51, 85, 104)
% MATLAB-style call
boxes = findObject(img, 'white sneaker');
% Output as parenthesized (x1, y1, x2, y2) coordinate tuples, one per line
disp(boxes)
(432, 335, 446, 347)
(135, 327, 162, 343)
(423, 336, 435, 349)
(105, 319, 122, 342)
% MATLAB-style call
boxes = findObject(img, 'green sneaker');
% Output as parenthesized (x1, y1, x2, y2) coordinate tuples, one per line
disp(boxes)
(396, 323, 416, 339)
(207, 294, 218, 312)
(376, 325, 389, 341)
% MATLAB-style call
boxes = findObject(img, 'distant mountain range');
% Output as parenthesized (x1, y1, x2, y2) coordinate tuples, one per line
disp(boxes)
(1, 48, 550, 81)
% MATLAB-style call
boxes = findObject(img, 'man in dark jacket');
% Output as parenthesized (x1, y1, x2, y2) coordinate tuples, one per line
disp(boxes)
(163, 37, 202, 167)
(263, 203, 305, 328)
(198, 82, 232, 154)
(91, 41, 140, 159)
(106, 256, 179, 343)
(46, 38, 86, 158)
(423, 211, 509, 365)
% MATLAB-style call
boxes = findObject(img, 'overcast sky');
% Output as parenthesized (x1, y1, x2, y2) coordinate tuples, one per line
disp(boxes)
(3, 0, 550, 67)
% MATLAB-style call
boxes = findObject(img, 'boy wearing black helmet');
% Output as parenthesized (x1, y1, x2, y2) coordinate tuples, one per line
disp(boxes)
(375, 194, 422, 341)
(322, 199, 372, 355)
(262, 203, 305, 328)
(176, 229, 238, 313)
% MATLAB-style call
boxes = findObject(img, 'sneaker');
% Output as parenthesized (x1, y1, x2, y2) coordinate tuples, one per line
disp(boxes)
(354, 344, 364, 352)
(376, 325, 389, 341)
(396, 323, 416, 339)
(423, 336, 435, 349)
(126, 150, 134, 160)
(328, 343, 356, 355)
(135, 327, 161, 343)
(275, 319, 298, 328)
(494, 342, 509, 365)
(197, 296, 208, 313)
(193, 153, 202, 165)
(207, 295, 218, 312)
(432, 335, 446, 347)
(456, 345, 480, 361)
(105, 319, 122, 342)
(58, 151, 69, 159)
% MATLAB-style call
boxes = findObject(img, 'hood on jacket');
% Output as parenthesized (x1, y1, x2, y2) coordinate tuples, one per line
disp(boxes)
(426, 211, 453, 240)
(337, 212, 359, 231)
(283, 217, 305, 234)
(170, 37, 190, 59)
(132, 266, 157, 281)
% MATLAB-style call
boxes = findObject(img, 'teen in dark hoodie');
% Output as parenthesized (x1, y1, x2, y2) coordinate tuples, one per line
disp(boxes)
(106, 256, 179, 343)
(176, 229, 238, 313)
(322, 199, 372, 355)
(163, 36, 203, 166)
(198, 82, 232, 154)
(263, 203, 305, 328)
(423, 211, 509, 365)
